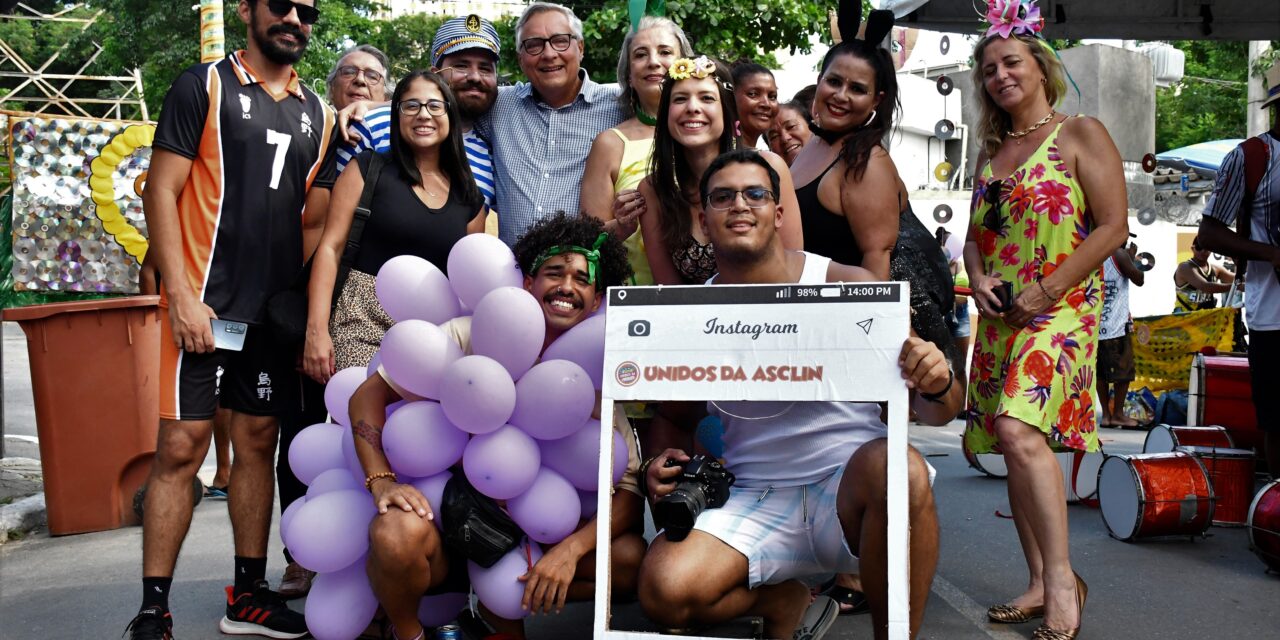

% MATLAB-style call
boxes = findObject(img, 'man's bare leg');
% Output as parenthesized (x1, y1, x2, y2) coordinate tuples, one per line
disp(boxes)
(211, 408, 232, 489)
(836, 438, 939, 640)
(142, 418, 215, 577)
(227, 412, 280, 559)
(367, 509, 449, 639)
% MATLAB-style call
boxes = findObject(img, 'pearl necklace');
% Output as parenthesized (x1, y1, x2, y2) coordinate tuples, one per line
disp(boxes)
(1007, 110, 1055, 144)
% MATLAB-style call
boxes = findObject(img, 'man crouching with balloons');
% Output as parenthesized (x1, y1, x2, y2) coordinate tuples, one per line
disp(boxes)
(345, 212, 644, 640)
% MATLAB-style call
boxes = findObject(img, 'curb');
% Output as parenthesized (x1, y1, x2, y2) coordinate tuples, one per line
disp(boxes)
(0, 492, 46, 541)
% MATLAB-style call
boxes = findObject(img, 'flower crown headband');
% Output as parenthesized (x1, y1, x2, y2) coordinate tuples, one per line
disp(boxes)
(981, 0, 1044, 39)
(668, 55, 717, 81)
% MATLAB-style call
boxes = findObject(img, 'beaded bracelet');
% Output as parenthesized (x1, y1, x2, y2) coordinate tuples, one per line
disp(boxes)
(364, 471, 397, 492)
(1037, 280, 1055, 301)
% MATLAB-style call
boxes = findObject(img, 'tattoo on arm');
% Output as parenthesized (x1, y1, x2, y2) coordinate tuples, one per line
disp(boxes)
(352, 419, 383, 451)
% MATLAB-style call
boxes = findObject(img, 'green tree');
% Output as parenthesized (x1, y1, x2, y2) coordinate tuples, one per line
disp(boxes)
(1156, 39, 1279, 151)
(368, 12, 522, 84)
(562, 0, 834, 84)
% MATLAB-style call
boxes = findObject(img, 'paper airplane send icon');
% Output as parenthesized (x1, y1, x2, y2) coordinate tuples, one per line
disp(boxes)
(856, 318, 873, 335)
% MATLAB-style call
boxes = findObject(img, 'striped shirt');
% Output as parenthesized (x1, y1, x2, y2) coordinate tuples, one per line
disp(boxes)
(476, 70, 625, 245)
(336, 105, 495, 210)
(1203, 132, 1280, 329)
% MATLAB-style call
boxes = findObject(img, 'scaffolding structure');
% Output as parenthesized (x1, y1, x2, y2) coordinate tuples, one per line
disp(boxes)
(0, 2, 148, 121)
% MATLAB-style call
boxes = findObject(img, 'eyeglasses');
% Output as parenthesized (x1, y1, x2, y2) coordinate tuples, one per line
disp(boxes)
(266, 0, 318, 25)
(398, 99, 448, 116)
(982, 178, 1007, 233)
(337, 65, 383, 85)
(705, 187, 776, 210)
(520, 33, 574, 56)
(439, 65, 496, 81)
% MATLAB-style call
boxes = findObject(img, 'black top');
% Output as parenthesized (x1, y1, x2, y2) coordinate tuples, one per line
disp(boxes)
(153, 52, 339, 323)
(350, 150, 482, 276)
(795, 159, 864, 266)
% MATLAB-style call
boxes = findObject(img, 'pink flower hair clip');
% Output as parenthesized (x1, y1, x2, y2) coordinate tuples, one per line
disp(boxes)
(981, 0, 1044, 39)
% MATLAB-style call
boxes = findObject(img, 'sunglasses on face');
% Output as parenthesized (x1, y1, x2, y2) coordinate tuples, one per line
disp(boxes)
(520, 33, 574, 56)
(398, 99, 448, 116)
(982, 178, 1007, 233)
(266, 0, 318, 25)
(705, 186, 776, 210)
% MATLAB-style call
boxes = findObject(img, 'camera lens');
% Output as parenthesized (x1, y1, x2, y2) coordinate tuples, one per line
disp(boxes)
(653, 484, 709, 541)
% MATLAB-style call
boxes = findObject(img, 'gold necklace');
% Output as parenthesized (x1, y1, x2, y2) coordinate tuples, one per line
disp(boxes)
(1007, 110, 1055, 144)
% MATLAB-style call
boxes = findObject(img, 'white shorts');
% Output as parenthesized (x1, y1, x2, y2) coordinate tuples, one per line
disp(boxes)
(692, 458, 936, 588)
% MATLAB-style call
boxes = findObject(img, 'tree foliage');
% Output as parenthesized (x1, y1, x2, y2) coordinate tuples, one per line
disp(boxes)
(1155, 39, 1278, 152)
(562, 0, 832, 84)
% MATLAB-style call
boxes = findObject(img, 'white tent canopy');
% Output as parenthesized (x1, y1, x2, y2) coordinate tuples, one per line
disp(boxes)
(881, 0, 1279, 40)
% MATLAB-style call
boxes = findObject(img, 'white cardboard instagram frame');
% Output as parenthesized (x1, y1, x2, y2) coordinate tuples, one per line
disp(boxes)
(593, 282, 912, 640)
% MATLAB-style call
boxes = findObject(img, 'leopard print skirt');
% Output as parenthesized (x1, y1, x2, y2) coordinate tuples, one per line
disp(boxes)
(330, 269, 393, 371)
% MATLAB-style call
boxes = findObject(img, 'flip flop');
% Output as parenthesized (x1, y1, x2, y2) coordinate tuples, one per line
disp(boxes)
(204, 484, 228, 499)
(821, 583, 871, 616)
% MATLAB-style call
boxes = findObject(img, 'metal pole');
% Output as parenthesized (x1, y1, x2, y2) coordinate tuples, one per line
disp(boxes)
(1247, 41, 1272, 138)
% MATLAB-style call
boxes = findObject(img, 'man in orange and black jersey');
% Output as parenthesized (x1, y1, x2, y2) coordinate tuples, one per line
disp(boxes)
(125, 2, 335, 639)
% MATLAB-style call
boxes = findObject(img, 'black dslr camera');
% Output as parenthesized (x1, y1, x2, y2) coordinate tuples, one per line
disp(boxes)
(653, 454, 736, 542)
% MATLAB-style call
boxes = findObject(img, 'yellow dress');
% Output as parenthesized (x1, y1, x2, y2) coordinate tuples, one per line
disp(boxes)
(965, 123, 1102, 454)
(611, 128, 655, 286)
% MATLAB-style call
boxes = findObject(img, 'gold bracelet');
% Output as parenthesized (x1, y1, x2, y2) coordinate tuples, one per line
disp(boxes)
(364, 471, 397, 492)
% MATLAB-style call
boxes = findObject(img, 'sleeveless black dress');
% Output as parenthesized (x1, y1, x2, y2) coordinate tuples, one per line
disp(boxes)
(796, 159, 957, 361)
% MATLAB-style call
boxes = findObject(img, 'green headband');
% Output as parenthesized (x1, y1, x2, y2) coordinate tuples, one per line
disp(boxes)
(531, 232, 610, 286)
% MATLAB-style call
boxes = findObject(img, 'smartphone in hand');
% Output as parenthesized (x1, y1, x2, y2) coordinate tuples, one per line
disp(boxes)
(992, 281, 1014, 313)
(211, 319, 248, 351)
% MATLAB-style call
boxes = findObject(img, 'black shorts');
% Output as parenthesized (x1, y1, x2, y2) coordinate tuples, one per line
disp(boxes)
(1097, 335, 1136, 383)
(1248, 329, 1279, 433)
(159, 321, 296, 421)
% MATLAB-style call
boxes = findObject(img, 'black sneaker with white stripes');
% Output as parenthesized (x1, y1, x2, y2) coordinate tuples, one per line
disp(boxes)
(123, 607, 173, 640)
(218, 579, 308, 638)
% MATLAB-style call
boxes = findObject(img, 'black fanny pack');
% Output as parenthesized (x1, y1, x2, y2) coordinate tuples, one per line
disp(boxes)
(440, 474, 523, 568)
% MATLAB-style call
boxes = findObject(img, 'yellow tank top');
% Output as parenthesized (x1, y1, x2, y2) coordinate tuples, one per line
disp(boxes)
(611, 128, 655, 286)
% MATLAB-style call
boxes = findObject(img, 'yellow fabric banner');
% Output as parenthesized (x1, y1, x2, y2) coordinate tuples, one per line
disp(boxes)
(1131, 307, 1238, 393)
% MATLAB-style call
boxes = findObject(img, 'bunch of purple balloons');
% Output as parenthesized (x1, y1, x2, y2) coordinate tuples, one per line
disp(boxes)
(281, 235, 627, 639)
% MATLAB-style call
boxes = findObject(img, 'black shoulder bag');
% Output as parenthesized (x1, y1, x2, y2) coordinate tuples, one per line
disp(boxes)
(266, 152, 387, 345)
(440, 473, 524, 568)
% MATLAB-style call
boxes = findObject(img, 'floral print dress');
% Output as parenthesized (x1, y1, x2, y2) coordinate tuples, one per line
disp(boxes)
(965, 123, 1101, 454)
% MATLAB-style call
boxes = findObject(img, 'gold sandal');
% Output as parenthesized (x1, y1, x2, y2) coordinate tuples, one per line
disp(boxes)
(1031, 572, 1087, 640)
(986, 603, 1044, 624)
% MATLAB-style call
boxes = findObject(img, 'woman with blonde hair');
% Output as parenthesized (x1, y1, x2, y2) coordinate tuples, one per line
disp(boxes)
(963, 3, 1128, 638)
(581, 16, 693, 285)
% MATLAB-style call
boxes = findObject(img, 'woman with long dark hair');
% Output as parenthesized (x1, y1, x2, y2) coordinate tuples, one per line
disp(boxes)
(964, 3, 1128, 637)
(638, 56, 802, 284)
(304, 70, 486, 383)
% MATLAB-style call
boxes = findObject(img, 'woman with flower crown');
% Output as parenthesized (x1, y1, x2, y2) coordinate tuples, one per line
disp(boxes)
(636, 55, 803, 285)
(963, 2, 1128, 638)
(581, 16, 693, 286)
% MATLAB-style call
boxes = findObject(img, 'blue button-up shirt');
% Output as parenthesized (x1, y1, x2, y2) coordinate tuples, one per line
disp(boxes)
(478, 70, 625, 245)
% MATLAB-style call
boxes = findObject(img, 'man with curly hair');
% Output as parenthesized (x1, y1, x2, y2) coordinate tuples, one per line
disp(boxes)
(345, 213, 643, 640)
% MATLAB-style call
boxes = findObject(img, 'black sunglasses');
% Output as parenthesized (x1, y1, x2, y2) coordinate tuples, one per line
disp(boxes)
(266, 0, 319, 25)
(982, 178, 1007, 233)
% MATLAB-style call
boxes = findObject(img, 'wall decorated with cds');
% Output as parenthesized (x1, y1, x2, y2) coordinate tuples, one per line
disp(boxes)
(7, 112, 153, 294)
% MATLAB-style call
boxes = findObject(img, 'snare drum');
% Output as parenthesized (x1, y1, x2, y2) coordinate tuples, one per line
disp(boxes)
(1178, 446, 1256, 526)
(961, 435, 1007, 478)
(1057, 449, 1106, 503)
(1143, 424, 1234, 453)
(1097, 452, 1214, 541)
(1247, 480, 1280, 572)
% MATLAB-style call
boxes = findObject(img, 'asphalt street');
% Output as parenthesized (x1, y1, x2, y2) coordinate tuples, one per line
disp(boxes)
(1, 320, 1277, 639)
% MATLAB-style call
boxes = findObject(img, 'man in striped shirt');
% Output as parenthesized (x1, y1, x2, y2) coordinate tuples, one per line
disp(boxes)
(335, 15, 498, 215)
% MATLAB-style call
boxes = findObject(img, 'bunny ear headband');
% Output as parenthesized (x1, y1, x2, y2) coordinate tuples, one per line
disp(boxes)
(836, 0, 895, 47)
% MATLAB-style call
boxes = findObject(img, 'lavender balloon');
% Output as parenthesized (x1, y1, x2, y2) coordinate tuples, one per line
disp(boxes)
(463, 425, 540, 500)
(578, 490, 598, 520)
(418, 592, 468, 628)
(280, 497, 306, 535)
(380, 320, 464, 400)
(341, 426, 365, 482)
(285, 489, 376, 573)
(366, 350, 382, 378)
(289, 422, 347, 486)
(447, 234, 524, 310)
(382, 401, 469, 478)
(468, 542, 543, 620)
(509, 360, 594, 440)
(613, 428, 629, 485)
(409, 471, 452, 531)
(509, 468, 581, 544)
(470, 287, 546, 379)
(540, 419, 603, 491)
(541, 313, 606, 389)
(304, 558, 378, 640)
(324, 366, 369, 426)
(307, 467, 364, 498)
(376, 255, 462, 324)
(439, 355, 516, 434)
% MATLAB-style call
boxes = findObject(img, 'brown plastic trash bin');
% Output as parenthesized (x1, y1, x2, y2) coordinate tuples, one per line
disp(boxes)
(2, 296, 161, 535)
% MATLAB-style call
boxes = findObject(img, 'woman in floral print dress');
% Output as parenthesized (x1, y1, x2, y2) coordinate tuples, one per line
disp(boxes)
(963, 27, 1128, 640)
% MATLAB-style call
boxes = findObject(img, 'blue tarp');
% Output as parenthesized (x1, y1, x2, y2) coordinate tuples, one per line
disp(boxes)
(1156, 139, 1244, 172)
